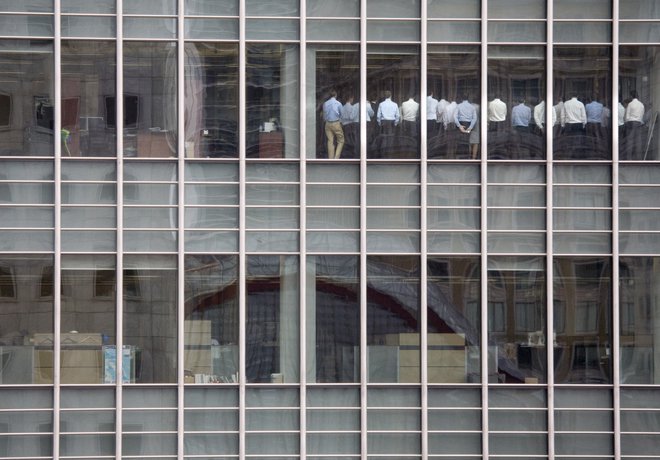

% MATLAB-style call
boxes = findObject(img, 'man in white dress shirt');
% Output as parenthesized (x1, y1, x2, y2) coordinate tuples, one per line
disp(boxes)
(400, 94, 420, 135)
(624, 92, 645, 159)
(561, 93, 587, 159)
(488, 96, 507, 132)
(426, 91, 439, 138)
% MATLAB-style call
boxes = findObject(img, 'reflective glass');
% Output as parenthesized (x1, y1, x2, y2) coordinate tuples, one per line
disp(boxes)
(367, 45, 421, 159)
(488, 46, 546, 160)
(621, 0, 660, 19)
(367, 256, 420, 383)
(428, 46, 480, 160)
(123, 256, 177, 383)
(246, 44, 299, 159)
(555, 0, 611, 19)
(185, 43, 238, 158)
(184, 255, 238, 384)
(427, 257, 480, 383)
(185, 0, 238, 15)
(620, 257, 660, 384)
(306, 45, 359, 159)
(488, 257, 546, 384)
(123, 42, 177, 158)
(620, 46, 660, 161)
(428, 0, 479, 18)
(61, 255, 115, 384)
(246, 255, 299, 383)
(61, 16, 115, 38)
(307, 256, 359, 383)
(0, 256, 53, 384)
(554, 47, 612, 160)
(554, 257, 612, 384)
(0, 40, 53, 157)
(489, 0, 545, 18)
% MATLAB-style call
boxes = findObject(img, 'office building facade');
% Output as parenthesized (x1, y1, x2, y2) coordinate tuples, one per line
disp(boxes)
(1, 0, 660, 458)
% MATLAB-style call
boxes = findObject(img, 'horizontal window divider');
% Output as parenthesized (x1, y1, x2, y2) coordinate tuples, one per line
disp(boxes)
(61, 13, 117, 17)
(486, 41, 547, 46)
(122, 14, 178, 18)
(0, 11, 54, 16)
(184, 15, 240, 19)
(554, 430, 615, 434)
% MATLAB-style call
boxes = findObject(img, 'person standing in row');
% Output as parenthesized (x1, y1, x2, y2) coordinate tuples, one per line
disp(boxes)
(426, 91, 439, 138)
(323, 89, 344, 159)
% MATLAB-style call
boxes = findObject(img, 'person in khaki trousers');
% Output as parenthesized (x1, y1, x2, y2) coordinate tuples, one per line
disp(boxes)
(323, 89, 345, 159)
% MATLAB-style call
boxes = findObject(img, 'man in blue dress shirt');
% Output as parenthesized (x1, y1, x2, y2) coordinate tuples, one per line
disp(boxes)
(454, 94, 477, 158)
(511, 98, 532, 159)
(323, 89, 344, 159)
(585, 95, 607, 158)
(376, 90, 400, 157)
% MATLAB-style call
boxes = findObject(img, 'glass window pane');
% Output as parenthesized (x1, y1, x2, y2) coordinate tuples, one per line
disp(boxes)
(246, 0, 298, 16)
(184, 255, 238, 384)
(246, 255, 299, 383)
(555, 0, 612, 19)
(427, 21, 480, 43)
(428, 257, 480, 383)
(554, 47, 612, 160)
(306, 45, 359, 160)
(489, 0, 545, 18)
(246, 44, 299, 159)
(488, 22, 546, 42)
(428, 0, 480, 18)
(0, 256, 53, 384)
(554, 22, 611, 43)
(488, 257, 546, 384)
(63, 0, 115, 13)
(620, 46, 660, 161)
(621, 0, 660, 19)
(185, 43, 238, 158)
(308, 0, 359, 17)
(554, 257, 612, 384)
(367, 45, 420, 159)
(0, 40, 54, 157)
(367, 256, 420, 383)
(61, 16, 115, 38)
(185, 0, 238, 15)
(61, 255, 115, 384)
(620, 257, 660, 384)
(307, 256, 359, 383)
(428, 46, 481, 160)
(488, 46, 546, 160)
(123, 42, 177, 158)
(123, 256, 177, 383)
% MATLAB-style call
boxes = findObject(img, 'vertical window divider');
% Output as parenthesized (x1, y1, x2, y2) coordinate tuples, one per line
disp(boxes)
(299, 2, 308, 459)
(176, 0, 186, 458)
(115, 0, 125, 457)
(480, 1, 489, 459)
(359, 0, 368, 458)
(545, 1, 555, 458)
(612, 0, 622, 457)
(53, 1, 62, 458)
(546, 1, 556, 459)
(238, 1, 247, 459)
(420, 1, 429, 459)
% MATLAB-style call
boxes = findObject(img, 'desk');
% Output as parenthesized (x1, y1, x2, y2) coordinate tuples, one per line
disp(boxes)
(259, 131, 284, 158)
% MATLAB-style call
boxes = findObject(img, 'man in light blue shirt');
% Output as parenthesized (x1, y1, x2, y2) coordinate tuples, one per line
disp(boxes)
(322, 89, 344, 159)
(375, 90, 400, 158)
(377, 90, 400, 132)
(511, 98, 532, 129)
(511, 98, 532, 159)
(586, 95, 607, 159)
(340, 95, 359, 158)
(454, 94, 477, 131)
